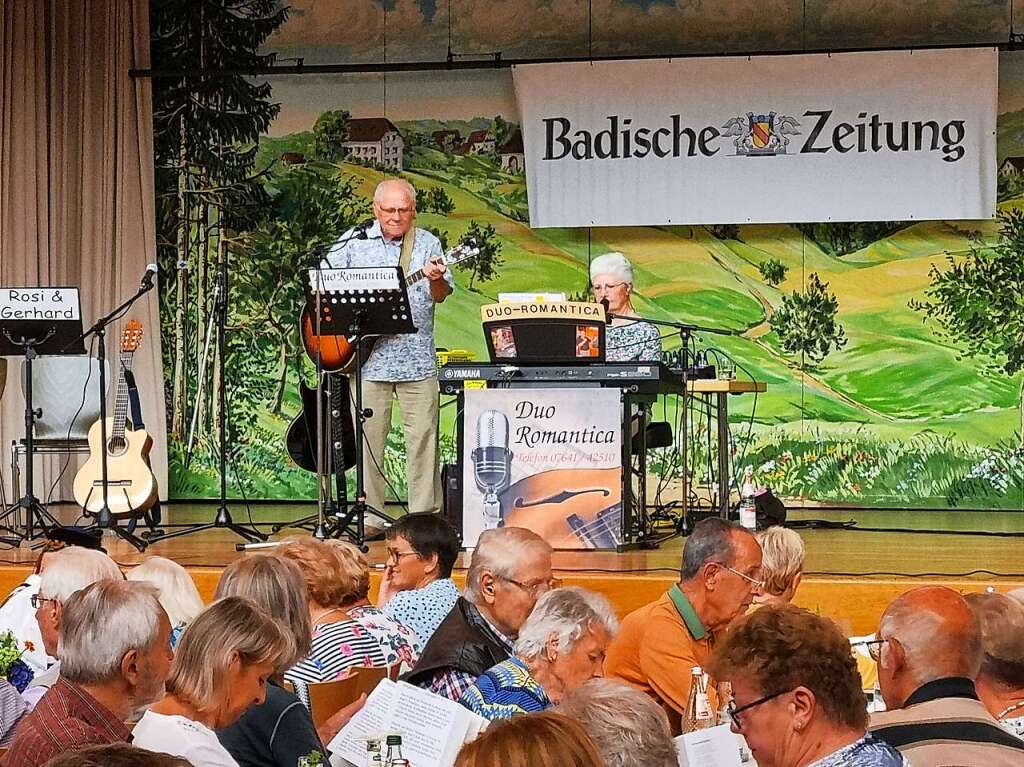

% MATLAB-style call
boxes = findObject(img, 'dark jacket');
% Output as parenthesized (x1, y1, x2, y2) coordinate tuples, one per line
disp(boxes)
(402, 597, 509, 688)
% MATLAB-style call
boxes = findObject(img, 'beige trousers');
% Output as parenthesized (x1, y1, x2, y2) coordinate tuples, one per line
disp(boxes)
(356, 377, 441, 514)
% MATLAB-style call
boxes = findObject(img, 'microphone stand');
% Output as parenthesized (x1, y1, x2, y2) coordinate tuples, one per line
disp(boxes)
(606, 311, 735, 542)
(66, 275, 157, 552)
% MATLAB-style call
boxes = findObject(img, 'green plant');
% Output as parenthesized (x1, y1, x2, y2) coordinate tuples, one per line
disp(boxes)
(769, 273, 847, 365)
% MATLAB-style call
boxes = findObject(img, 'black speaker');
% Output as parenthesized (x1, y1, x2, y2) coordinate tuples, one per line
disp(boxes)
(441, 463, 464, 538)
(755, 489, 787, 529)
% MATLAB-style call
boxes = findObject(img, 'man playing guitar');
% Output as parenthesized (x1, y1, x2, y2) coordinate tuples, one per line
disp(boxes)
(322, 178, 452, 515)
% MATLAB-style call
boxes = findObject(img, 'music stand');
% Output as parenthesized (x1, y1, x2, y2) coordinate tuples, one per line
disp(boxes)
(304, 266, 415, 547)
(0, 288, 86, 540)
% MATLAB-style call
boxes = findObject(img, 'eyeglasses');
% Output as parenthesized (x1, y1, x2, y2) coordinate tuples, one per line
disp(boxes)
(501, 576, 562, 598)
(591, 282, 625, 293)
(377, 206, 414, 216)
(30, 594, 57, 609)
(852, 638, 887, 662)
(718, 563, 765, 590)
(385, 548, 421, 564)
(726, 688, 791, 729)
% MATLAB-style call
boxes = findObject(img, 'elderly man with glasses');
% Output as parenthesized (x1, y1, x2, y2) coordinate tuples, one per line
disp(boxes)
(709, 603, 908, 767)
(321, 177, 453, 517)
(605, 518, 763, 735)
(403, 526, 555, 701)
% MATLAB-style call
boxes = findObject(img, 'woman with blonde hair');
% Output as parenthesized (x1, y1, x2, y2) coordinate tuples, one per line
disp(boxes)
(752, 527, 805, 606)
(276, 538, 388, 705)
(127, 556, 204, 647)
(132, 596, 294, 767)
(454, 710, 605, 767)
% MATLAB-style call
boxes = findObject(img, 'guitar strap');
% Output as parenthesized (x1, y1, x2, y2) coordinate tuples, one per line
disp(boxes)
(124, 370, 144, 430)
(399, 226, 416, 276)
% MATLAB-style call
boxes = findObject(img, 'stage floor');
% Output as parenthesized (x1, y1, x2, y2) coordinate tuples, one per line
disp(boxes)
(1, 503, 1021, 635)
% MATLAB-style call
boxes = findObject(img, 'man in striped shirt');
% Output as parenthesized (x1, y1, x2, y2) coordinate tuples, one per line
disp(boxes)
(869, 586, 1024, 767)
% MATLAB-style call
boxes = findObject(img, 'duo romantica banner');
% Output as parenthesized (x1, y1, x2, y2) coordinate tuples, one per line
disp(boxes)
(513, 48, 997, 227)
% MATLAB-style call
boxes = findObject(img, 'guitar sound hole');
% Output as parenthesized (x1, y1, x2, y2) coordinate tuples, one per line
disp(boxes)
(106, 438, 127, 457)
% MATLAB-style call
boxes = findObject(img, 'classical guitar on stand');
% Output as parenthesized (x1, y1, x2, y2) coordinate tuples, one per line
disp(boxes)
(73, 320, 158, 516)
(300, 240, 481, 371)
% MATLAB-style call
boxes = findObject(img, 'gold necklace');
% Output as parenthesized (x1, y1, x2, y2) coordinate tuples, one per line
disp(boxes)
(312, 607, 346, 625)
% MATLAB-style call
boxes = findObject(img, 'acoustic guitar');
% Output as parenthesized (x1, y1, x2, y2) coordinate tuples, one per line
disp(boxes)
(500, 467, 622, 549)
(73, 320, 158, 516)
(300, 240, 481, 372)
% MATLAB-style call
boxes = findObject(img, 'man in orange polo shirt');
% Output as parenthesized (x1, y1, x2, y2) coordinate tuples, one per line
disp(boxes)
(604, 518, 763, 734)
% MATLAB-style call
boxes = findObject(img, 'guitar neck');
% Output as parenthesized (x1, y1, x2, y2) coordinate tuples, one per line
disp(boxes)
(404, 250, 475, 285)
(111, 351, 136, 442)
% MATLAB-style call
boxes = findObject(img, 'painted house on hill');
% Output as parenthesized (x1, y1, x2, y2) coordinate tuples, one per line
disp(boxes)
(465, 129, 496, 156)
(498, 129, 524, 174)
(432, 129, 462, 152)
(343, 117, 404, 171)
(999, 156, 1024, 177)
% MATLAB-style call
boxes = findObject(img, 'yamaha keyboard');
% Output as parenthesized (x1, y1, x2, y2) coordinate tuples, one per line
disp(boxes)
(438, 362, 685, 395)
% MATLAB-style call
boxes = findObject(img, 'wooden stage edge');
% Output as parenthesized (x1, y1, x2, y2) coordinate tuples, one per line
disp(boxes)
(0, 504, 1021, 635)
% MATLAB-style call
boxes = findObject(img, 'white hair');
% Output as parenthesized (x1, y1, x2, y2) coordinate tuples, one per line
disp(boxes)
(58, 579, 165, 684)
(514, 586, 619, 660)
(374, 177, 417, 203)
(558, 679, 677, 767)
(127, 556, 204, 628)
(589, 252, 633, 285)
(39, 546, 123, 602)
(463, 527, 552, 605)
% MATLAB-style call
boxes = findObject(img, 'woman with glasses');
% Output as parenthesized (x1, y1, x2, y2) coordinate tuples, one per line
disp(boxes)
(590, 252, 661, 363)
(458, 587, 618, 720)
(710, 604, 908, 767)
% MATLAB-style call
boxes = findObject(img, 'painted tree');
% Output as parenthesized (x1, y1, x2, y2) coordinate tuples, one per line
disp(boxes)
(912, 210, 1024, 439)
(759, 258, 788, 286)
(770, 272, 847, 366)
(312, 110, 351, 163)
(151, 0, 287, 454)
(457, 221, 504, 290)
(423, 186, 455, 216)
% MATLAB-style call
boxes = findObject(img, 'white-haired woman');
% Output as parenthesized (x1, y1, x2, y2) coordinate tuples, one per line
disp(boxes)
(458, 586, 619, 720)
(590, 252, 661, 362)
(132, 596, 294, 767)
(127, 556, 205, 648)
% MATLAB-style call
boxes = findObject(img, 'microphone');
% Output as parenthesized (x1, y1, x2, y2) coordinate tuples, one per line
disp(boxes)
(472, 409, 513, 530)
(353, 219, 375, 239)
(600, 298, 611, 325)
(141, 263, 159, 290)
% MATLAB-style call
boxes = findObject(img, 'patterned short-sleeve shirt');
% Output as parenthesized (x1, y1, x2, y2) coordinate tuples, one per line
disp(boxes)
(382, 577, 461, 646)
(346, 604, 422, 669)
(458, 656, 551, 721)
(807, 735, 910, 767)
(322, 222, 452, 382)
(606, 320, 662, 362)
(283, 619, 387, 707)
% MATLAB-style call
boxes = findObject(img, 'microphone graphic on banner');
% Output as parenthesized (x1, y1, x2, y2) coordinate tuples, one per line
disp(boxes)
(472, 409, 513, 530)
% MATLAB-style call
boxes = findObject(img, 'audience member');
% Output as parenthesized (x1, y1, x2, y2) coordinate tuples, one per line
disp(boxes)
(4, 580, 173, 767)
(403, 527, 554, 701)
(215, 555, 361, 766)
(40, 743, 192, 766)
(1007, 587, 1024, 605)
(964, 592, 1024, 737)
(453, 710, 605, 767)
(127, 557, 204, 648)
(460, 586, 617, 719)
(0, 528, 104, 676)
(604, 517, 762, 733)
(0, 679, 26, 746)
(377, 513, 461, 644)
(710, 604, 907, 767)
(558, 678, 679, 767)
(325, 539, 422, 668)
(22, 547, 124, 709)
(132, 596, 293, 767)
(753, 527, 805, 606)
(869, 586, 1024, 766)
(276, 538, 387, 705)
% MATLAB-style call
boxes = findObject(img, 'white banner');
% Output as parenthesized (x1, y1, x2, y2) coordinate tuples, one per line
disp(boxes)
(513, 48, 997, 227)
(462, 387, 622, 550)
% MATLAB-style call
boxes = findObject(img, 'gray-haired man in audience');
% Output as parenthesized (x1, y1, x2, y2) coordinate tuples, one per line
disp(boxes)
(869, 586, 1024, 766)
(22, 546, 124, 709)
(4, 580, 174, 767)
(403, 526, 554, 701)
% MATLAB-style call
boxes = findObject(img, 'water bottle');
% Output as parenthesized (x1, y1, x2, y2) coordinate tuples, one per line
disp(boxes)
(384, 734, 410, 767)
(739, 467, 757, 530)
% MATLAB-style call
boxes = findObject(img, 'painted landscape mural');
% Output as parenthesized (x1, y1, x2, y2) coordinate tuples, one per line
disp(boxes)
(153, 0, 1024, 511)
